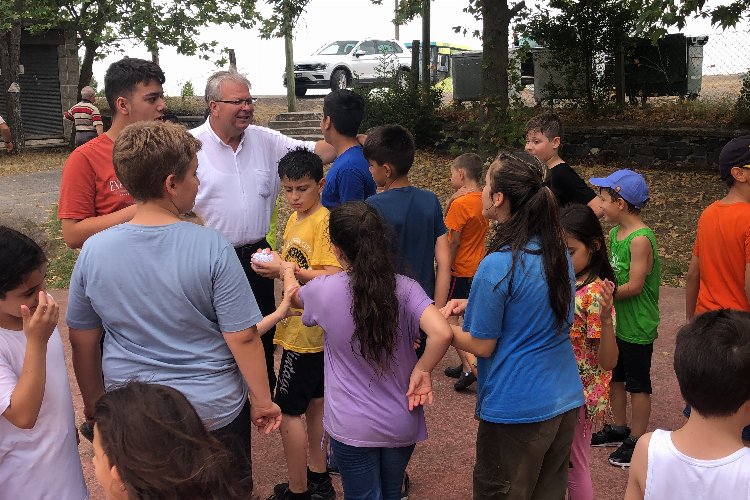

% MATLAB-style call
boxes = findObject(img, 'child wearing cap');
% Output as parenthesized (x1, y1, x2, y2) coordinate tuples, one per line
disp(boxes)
(685, 135, 750, 443)
(589, 169, 661, 468)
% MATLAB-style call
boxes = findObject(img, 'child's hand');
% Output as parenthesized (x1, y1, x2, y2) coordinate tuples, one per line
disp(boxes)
(406, 367, 434, 410)
(278, 284, 301, 319)
(600, 279, 615, 316)
(21, 292, 58, 346)
(251, 250, 284, 278)
(251, 402, 282, 434)
(440, 299, 468, 319)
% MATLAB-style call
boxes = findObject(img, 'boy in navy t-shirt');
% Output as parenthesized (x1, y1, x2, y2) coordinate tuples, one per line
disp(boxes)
(320, 90, 376, 208)
(364, 124, 450, 311)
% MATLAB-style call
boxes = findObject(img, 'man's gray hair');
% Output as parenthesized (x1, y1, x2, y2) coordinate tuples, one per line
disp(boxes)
(204, 70, 252, 103)
(81, 86, 96, 99)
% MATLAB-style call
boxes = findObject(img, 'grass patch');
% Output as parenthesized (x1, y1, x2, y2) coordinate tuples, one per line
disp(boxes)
(44, 205, 78, 289)
(0, 149, 68, 177)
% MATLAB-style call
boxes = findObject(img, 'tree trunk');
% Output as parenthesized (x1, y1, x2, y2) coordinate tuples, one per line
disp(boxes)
(78, 41, 99, 98)
(284, 30, 296, 112)
(0, 23, 23, 152)
(421, 0, 430, 91)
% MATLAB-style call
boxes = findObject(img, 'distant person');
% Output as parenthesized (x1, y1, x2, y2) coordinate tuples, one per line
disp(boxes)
(0, 226, 86, 499)
(589, 169, 660, 468)
(58, 58, 166, 249)
(685, 135, 750, 443)
(625, 310, 750, 499)
(0, 114, 12, 153)
(525, 112, 602, 216)
(441, 153, 488, 392)
(67, 122, 287, 497)
(190, 70, 338, 391)
(64, 85, 104, 146)
(93, 382, 247, 499)
(320, 89, 376, 208)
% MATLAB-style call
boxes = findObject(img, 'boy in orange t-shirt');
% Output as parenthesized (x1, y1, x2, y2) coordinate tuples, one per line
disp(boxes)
(443, 153, 488, 391)
(685, 135, 750, 442)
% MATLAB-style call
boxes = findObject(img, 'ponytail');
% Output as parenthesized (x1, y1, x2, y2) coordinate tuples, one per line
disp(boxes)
(329, 202, 400, 375)
(486, 152, 572, 330)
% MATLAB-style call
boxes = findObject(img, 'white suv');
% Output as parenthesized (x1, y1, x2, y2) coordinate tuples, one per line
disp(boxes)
(284, 39, 412, 96)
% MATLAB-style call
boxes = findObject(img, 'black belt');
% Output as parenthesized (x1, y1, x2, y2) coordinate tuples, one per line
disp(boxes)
(235, 239, 268, 257)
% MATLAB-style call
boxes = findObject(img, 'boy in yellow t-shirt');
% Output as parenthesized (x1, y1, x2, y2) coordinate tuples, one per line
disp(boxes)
(251, 147, 341, 500)
(442, 153, 489, 391)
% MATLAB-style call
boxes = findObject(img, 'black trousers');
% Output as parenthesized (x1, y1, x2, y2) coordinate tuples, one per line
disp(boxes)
(211, 401, 253, 495)
(235, 239, 278, 391)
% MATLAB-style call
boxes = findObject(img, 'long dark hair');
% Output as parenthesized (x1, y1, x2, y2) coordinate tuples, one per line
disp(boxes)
(486, 151, 572, 329)
(559, 204, 616, 290)
(93, 382, 245, 499)
(0, 226, 46, 299)
(329, 201, 399, 375)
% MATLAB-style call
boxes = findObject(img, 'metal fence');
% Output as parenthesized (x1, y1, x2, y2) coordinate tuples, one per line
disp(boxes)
(693, 30, 748, 100)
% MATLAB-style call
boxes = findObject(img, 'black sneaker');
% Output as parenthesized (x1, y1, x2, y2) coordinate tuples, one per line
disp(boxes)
(590, 424, 631, 447)
(454, 371, 477, 391)
(401, 472, 410, 500)
(444, 364, 463, 378)
(272, 480, 335, 500)
(608, 435, 637, 467)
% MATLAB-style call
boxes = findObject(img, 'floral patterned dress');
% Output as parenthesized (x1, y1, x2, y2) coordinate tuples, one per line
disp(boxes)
(570, 277, 615, 426)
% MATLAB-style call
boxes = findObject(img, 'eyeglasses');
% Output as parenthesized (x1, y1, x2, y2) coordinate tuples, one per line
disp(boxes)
(213, 98, 257, 106)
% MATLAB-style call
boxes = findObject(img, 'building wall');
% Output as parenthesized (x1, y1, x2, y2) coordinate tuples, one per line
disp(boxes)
(58, 29, 79, 140)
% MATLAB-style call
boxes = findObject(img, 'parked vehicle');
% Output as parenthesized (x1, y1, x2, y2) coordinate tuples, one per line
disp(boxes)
(283, 38, 412, 96)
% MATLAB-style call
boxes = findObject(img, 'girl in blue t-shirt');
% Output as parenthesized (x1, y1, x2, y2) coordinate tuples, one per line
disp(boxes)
(443, 151, 584, 499)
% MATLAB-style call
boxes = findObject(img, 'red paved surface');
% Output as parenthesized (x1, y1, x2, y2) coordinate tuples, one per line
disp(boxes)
(53, 286, 686, 500)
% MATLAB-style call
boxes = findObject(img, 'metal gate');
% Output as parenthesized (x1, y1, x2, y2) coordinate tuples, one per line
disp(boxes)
(0, 44, 64, 139)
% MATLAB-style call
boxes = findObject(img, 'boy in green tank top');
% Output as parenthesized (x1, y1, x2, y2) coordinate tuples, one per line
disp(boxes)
(589, 169, 660, 468)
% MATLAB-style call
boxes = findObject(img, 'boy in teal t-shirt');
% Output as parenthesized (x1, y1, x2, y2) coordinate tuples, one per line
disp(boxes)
(589, 169, 660, 468)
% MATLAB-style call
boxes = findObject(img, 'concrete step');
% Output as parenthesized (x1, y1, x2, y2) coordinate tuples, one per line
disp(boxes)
(268, 119, 321, 130)
(273, 111, 322, 121)
(273, 126, 323, 136)
(286, 135, 324, 142)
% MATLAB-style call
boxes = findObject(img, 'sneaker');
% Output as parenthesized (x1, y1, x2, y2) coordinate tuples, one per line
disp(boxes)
(401, 472, 410, 500)
(590, 424, 631, 447)
(454, 371, 477, 391)
(272, 480, 335, 500)
(608, 435, 637, 467)
(444, 364, 463, 378)
(270, 484, 311, 500)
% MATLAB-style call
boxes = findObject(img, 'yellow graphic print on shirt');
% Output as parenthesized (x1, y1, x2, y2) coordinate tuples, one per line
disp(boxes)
(274, 207, 340, 353)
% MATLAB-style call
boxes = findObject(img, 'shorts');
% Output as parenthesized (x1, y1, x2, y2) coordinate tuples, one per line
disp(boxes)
(611, 337, 653, 394)
(448, 276, 473, 301)
(274, 349, 324, 416)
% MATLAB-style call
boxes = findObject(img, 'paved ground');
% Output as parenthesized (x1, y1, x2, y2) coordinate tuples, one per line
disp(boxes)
(52, 286, 686, 500)
(0, 168, 61, 226)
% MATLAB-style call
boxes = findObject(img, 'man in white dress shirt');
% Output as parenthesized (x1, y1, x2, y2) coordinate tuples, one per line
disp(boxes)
(190, 70, 337, 393)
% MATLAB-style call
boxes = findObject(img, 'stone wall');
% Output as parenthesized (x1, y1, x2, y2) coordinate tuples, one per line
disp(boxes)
(57, 28, 79, 140)
(562, 124, 750, 167)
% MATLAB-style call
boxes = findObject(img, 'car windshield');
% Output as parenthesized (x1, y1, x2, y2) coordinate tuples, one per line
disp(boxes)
(317, 41, 359, 55)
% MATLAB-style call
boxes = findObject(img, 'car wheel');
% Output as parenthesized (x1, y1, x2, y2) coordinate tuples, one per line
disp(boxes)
(295, 87, 307, 97)
(330, 69, 348, 91)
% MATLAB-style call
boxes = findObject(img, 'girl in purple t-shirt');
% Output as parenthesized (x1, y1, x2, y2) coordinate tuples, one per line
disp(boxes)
(281, 201, 452, 500)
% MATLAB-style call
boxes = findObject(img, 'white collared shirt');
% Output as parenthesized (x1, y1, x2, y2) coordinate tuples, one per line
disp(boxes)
(190, 120, 315, 247)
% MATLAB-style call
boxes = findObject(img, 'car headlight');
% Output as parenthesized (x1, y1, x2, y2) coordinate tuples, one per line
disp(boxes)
(312, 63, 327, 71)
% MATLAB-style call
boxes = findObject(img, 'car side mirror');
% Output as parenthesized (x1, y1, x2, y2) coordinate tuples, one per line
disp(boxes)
(354, 50, 366, 57)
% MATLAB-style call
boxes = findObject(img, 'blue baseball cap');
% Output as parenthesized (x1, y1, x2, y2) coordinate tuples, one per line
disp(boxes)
(589, 169, 649, 209)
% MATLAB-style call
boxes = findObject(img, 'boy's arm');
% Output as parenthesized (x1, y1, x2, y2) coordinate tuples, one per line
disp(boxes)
(2, 293, 59, 429)
(295, 265, 341, 284)
(223, 326, 281, 433)
(685, 255, 700, 320)
(615, 236, 652, 300)
(69, 327, 105, 420)
(434, 233, 451, 309)
(624, 432, 651, 500)
(61, 205, 137, 249)
(447, 229, 461, 268)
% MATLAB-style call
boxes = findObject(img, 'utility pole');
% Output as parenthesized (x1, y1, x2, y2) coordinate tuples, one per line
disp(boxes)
(394, 0, 399, 40)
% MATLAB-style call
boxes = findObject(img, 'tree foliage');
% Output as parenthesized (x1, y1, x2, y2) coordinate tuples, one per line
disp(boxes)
(523, 0, 640, 111)
(638, 0, 750, 35)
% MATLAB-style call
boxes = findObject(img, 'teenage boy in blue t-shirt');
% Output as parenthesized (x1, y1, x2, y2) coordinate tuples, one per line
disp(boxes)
(320, 90, 376, 208)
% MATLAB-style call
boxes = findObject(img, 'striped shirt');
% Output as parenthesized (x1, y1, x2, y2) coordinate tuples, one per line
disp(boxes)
(64, 101, 103, 132)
